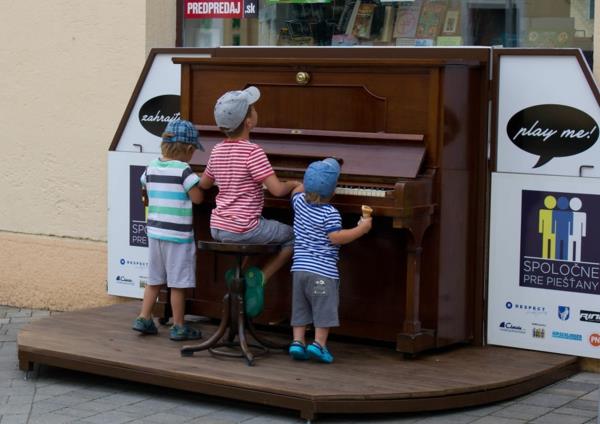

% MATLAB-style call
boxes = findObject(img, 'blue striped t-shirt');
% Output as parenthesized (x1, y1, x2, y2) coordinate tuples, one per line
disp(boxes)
(140, 158, 200, 243)
(291, 192, 342, 279)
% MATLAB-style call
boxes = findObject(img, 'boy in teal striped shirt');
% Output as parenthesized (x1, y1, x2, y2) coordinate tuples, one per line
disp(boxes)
(132, 120, 204, 341)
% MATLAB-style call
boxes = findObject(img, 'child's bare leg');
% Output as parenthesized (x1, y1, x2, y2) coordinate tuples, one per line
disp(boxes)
(139, 284, 162, 319)
(262, 246, 293, 282)
(292, 326, 307, 345)
(170, 288, 186, 327)
(315, 327, 330, 347)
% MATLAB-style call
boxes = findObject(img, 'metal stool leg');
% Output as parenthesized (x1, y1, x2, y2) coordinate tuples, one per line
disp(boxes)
(238, 297, 254, 366)
(182, 249, 274, 364)
(181, 293, 231, 356)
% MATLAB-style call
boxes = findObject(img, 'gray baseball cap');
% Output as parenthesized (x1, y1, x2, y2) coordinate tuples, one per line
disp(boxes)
(214, 86, 261, 131)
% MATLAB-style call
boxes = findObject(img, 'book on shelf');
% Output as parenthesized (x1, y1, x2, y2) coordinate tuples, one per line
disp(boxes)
(436, 35, 462, 46)
(441, 9, 459, 34)
(395, 37, 417, 46)
(379, 5, 395, 42)
(337, 0, 358, 34)
(393, 0, 423, 38)
(352, 3, 377, 38)
(415, 0, 447, 39)
(345, 0, 362, 36)
(415, 38, 434, 46)
(331, 33, 359, 46)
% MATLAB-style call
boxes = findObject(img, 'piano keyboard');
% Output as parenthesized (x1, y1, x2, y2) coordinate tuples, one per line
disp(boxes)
(262, 184, 388, 198)
(335, 185, 387, 198)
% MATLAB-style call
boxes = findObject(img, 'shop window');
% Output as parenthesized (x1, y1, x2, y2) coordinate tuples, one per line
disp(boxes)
(181, 0, 594, 65)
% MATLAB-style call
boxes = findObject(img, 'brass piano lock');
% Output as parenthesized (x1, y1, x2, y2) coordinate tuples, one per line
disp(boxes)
(295, 71, 310, 85)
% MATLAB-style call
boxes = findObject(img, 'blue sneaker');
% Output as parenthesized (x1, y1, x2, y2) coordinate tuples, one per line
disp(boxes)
(306, 341, 334, 364)
(132, 317, 158, 335)
(288, 341, 309, 361)
(169, 324, 202, 341)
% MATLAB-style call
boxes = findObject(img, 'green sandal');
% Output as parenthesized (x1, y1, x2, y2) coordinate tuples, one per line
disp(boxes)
(244, 266, 265, 318)
(225, 267, 236, 288)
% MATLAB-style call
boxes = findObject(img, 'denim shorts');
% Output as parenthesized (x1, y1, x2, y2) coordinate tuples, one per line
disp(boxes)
(291, 271, 340, 328)
(211, 217, 294, 247)
(147, 238, 196, 289)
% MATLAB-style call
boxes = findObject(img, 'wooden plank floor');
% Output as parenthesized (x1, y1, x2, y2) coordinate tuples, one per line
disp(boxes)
(18, 303, 579, 420)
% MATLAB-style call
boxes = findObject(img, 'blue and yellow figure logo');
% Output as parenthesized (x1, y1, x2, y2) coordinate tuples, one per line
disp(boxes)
(129, 165, 149, 247)
(538, 195, 586, 261)
(521, 190, 598, 295)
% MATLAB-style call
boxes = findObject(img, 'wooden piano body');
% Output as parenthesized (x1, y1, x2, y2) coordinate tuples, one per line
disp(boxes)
(173, 48, 490, 354)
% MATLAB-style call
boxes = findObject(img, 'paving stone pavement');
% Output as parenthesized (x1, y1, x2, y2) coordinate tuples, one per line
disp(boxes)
(0, 305, 598, 424)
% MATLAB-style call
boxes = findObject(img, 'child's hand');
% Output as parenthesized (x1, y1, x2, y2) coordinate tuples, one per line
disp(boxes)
(357, 217, 372, 234)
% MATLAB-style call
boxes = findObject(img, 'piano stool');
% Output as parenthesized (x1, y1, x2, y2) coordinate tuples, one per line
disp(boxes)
(180, 240, 289, 366)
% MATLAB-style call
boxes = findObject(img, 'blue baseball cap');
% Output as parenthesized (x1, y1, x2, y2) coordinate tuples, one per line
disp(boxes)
(162, 119, 204, 151)
(304, 158, 341, 198)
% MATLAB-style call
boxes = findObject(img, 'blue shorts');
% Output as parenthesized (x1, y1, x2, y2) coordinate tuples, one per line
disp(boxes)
(211, 217, 294, 247)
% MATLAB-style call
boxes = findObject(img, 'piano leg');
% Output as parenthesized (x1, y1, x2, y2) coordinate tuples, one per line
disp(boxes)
(395, 219, 435, 355)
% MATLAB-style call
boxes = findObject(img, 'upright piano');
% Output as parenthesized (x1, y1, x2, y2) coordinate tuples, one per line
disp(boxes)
(172, 48, 490, 354)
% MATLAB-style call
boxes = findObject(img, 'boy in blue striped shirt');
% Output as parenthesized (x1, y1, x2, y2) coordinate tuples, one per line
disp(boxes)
(289, 158, 372, 363)
(132, 120, 204, 341)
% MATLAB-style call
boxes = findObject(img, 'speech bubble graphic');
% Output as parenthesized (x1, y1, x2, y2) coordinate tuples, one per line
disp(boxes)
(138, 95, 181, 137)
(506, 104, 598, 168)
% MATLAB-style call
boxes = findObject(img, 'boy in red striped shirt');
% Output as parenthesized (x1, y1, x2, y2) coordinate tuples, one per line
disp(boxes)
(199, 87, 300, 312)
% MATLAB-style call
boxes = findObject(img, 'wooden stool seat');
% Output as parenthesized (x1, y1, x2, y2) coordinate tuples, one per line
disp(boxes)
(197, 240, 281, 255)
(181, 240, 287, 366)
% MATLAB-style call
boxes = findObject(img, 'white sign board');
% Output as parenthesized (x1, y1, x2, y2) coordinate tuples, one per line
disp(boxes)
(107, 151, 154, 298)
(108, 51, 210, 298)
(116, 52, 210, 153)
(488, 172, 600, 358)
(496, 55, 600, 177)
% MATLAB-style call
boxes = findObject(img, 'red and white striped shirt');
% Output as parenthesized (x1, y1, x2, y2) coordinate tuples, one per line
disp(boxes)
(204, 139, 274, 233)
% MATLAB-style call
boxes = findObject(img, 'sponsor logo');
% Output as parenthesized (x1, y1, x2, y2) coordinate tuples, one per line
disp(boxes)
(519, 190, 600, 296)
(119, 258, 148, 268)
(130, 165, 148, 248)
(532, 327, 545, 338)
(115, 276, 133, 285)
(505, 301, 547, 314)
(551, 331, 582, 341)
(580, 310, 600, 323)
(499, 322, 526, 334)
(558, 306, 570, 321)
(589, 333, 600, 347)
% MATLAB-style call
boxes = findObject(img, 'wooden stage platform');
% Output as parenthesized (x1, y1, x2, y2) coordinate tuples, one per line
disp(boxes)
(18, 303, 578, 420)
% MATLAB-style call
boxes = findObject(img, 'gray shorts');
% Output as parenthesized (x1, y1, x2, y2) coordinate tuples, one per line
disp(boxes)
(147, 238, 196, 289)
(291, 271, 339, 328)
(211, 217, 294, 247)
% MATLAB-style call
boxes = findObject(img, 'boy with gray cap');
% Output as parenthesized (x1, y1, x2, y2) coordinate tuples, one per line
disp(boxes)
(199, 86, 300, 302)
(132, 119, 204, 341)
(288, 158, 372, 363)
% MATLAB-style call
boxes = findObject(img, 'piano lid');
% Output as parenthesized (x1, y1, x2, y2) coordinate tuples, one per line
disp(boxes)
(190, 126, 425, 179)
